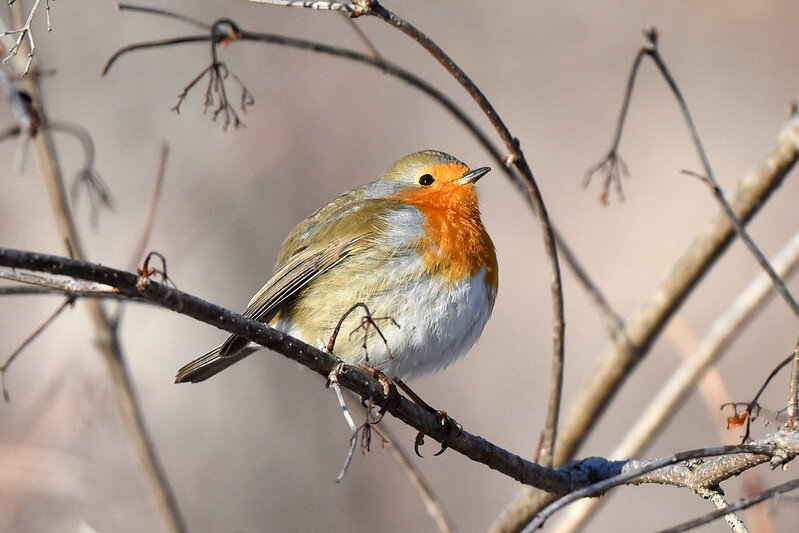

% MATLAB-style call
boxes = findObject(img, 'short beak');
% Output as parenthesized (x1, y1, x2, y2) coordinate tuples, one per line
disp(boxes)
(458, 166, 491, 184)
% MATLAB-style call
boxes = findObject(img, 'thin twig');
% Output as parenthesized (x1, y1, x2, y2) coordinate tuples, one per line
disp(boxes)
(110, 144, 169, 325)
(380, 422, 459, 533)
(656, 477, 799, 533)
(1, 297, 74, 402)
(583, 46, 646, 202)
(724, 353, 795, 443)
(326, 366, 361, 480)
(787, 338, 799, 430)
(695, 488, 750, 533)
(117, 3, 211, 30)
(126, 143, 169, 274)
(340, 11, 384, 62)
(48, 120, 115, 226)
(2, 0, 42, 74)
(102, 36, 211, 76)
(639, 28, 799, 318)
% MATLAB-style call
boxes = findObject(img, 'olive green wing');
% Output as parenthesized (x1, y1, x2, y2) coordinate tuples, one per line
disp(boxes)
(174, 196, 402, 384)
(174, 235, 372, 384)
(228, 195, 400, 348)
(220, 234, 370, 354)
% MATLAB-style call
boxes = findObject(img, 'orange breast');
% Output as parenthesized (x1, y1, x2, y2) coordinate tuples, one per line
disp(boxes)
(395, 163, 498, 291)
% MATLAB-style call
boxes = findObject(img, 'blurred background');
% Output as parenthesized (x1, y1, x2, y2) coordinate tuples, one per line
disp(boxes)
(1, 1, 799, 531)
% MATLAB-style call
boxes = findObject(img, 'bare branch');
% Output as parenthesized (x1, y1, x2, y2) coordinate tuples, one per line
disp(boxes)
(524, 434, 793, 531)
(496, 90, 799, 533)
(553, 230, 799, 533)
(126, 144, 169, 273)
(694, 488, 749, 533)
(787, 338, 799, 430)
(10, 48, 188, 530)
(657, 477, 799, 533)
(102, 35, 210, 76)
(117, 3, 211, 30)
(2, 0, 46, 74)
(586, 27, 799, 316)
(0, 265, 118, 295)
(1, 297, 74, 402)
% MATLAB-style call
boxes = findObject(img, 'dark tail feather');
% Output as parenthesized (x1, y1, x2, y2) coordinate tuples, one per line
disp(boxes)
(174, 344, 258, 383)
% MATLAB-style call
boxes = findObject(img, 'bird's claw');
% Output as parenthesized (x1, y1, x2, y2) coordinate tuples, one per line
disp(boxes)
(414, 410, 462, 457)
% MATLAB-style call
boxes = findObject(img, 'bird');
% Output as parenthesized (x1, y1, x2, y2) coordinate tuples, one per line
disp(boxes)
(175, 150, 498, 385)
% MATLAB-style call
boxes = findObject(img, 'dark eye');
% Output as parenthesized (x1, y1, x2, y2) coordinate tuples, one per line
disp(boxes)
(418, 174, 435, 186)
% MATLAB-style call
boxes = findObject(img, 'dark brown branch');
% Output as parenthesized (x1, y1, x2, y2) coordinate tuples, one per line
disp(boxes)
(0, 246, 576, 493)
(117, 3, 210, 30)
(102, 36, 210, 76)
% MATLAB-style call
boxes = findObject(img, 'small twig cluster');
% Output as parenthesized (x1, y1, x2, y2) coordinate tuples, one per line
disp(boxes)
(171, 19, 254, 129)
(2, 0, 53, 75)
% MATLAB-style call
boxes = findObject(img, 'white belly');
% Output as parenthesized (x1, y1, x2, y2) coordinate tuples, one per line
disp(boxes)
(274, 267, 496, 381)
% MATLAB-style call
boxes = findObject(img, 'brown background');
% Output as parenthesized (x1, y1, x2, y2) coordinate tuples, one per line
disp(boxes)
(1, 1, 798, 531)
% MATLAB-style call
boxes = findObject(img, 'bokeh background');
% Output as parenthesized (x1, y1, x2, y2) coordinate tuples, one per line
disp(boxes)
(1, 1, 799, 531)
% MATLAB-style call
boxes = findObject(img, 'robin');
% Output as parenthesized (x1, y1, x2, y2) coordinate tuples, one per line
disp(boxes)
(175, 150, 498, 385)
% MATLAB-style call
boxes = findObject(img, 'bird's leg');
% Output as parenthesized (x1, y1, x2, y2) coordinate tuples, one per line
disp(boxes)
(395, 379, 463, 457)
(326, 302, 401, 421)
